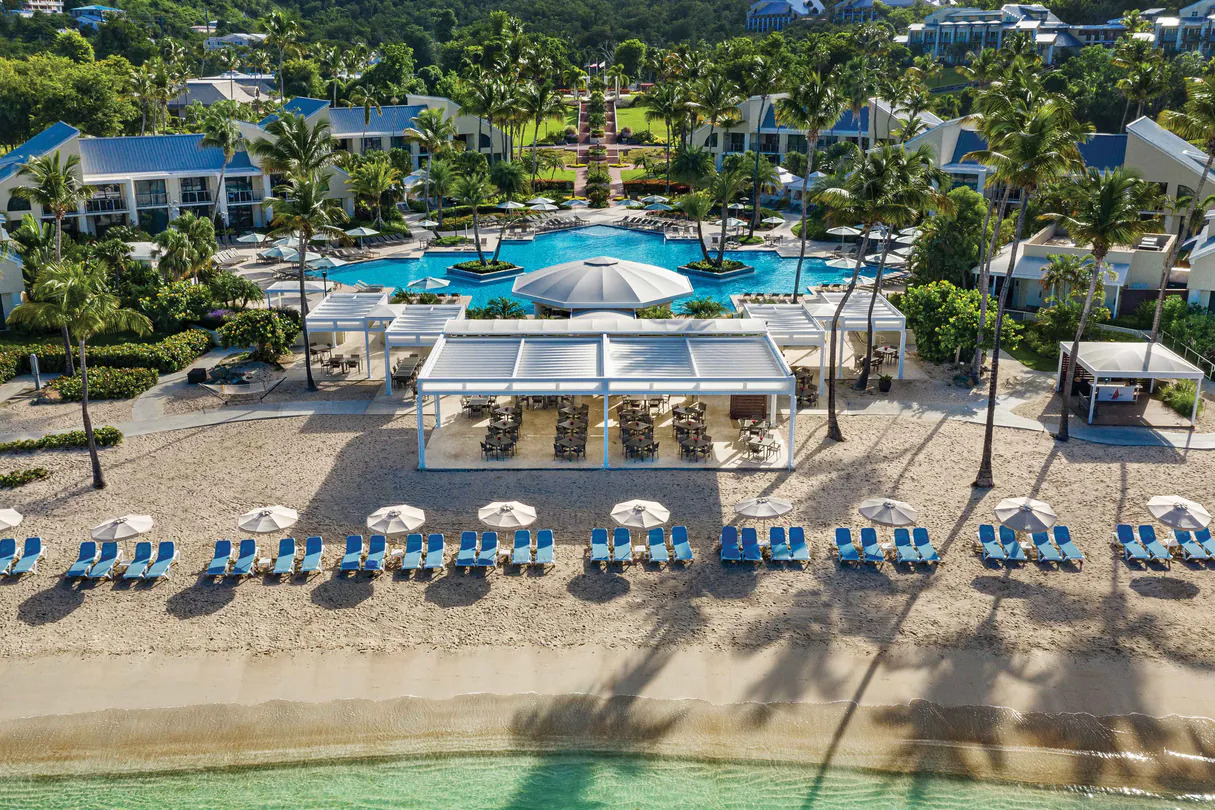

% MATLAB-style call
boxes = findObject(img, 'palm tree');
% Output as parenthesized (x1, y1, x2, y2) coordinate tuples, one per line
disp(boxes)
(263, 173, 348, 392)
(154, 212, 216, 281)
(746, 55, 782, 238)
(318, 44, 345, 107)
(776, 72, 846, 302)
(670, 143, 714, 193)
(640, 83, 686, 193)
(838, 58, 872, 152)
(13, 152, 92, 375)
(1117, 55, 1167, 130)
(199, 108, 242, 229)
(695, 74, 743, 156)
(675, 192, 714, 263)
(403, 107, 458, 212)
(518, 82, 565, 183)
(1042, 168, 1158, 440)
(706, 164, 749, 265)
(8, 260, 151, 489)
(451, 170, 495, 266)
(344, 86, 382, 152)
(347, 154, 400, 227)
(482, 297, 525, 318)
(262, 10, 301, 99)
(129, 66, 155, 135)
(489, 160, 527, 263)
(249, 113, 336, 180)
(427, 159, 455, 225)
(605, 63, 628, 98)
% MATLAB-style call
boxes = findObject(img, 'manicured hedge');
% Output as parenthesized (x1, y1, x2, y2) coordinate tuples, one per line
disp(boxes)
(0, 329, 214, 383)
(0, 468, 50, 488)
(0, 426, 123, 454)
(624, 178, 689, 194)
(532, 178, 574, 192)
(48, 367, 160, 401)
(451, 260, 519, 273)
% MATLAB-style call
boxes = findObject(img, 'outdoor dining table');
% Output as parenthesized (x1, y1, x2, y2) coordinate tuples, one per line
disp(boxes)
(557, 419, 587, 431)
(490, 419, 517, 433)
(672, 405, 701, 418)
(492, 404, 519, 417)
(484, 435, 515, 452)
(621, 420, 650, 432)
(673, 418, 704, 431)
(554, 436, 586, 456)
(680, 435, 713, 459)
(747, 437, 777, 459)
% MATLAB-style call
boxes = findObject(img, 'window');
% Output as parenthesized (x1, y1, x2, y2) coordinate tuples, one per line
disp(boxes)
(6, 196, 31, 212)
(135, 179, 167, 207)
(728, 133, 746, 153)
(85, 184, 124, 213)
(180, 177, 211, 204)
(225, 176, 259, 204)
(361, 137, 383, 153)
(390, 136, 409, 150)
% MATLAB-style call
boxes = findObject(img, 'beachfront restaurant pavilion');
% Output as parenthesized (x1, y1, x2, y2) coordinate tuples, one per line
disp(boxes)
(1058, 340, 1206, 427)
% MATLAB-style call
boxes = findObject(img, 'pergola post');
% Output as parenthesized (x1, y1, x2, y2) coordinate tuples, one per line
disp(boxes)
(897, 329, 906, 379)
(818, 341, 826, 400)
(786, 391, 796, 469)
(383, 341, 392, 396)
(433, 394, 442, 426)
(602, 394, 611, 469)
(416, 393, 426, 469)
(1056, 348, 1065, 392)
(1088, 384, 1097, 424)
(364, 329, 372, 379)
(1192, 376, 1202, 426)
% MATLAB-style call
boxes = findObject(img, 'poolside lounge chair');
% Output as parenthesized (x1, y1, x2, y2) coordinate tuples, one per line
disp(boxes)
(1193, 527, 1215, 557)
(145, 541, 178, 580)
(975, 525, 1006, 562)
(1113, 524, 1150, 562)
(612, 527, 633, 564)
(476, 532, 498, 568)
(911, 528, 940, 564)
(206, 540, 233, 577)
(998, 526, 1028, 563)
(1030, 532, 1063, 564)
(424, 534, 445, 571)
(590, 528, 610, 563)
(272, 537, 297, 576)
(858, 528, 886, 565)
(671, 526, 694, 562)
(769, 527, 791, 562)
(123, 541, 154, 580)
(299, 536, 324, 576)
(0, 538, 15, 575)
(740, 527, 763, 563)
(1136, 525, 1173, 567)
(648, 528, 669, 564)
(229, 539, 257, 577)
(341, 535, 365, 572)
(8, 537, 43, 576)
(66, 541, 99, 579)
(833, 528, 861, 565)
(87, 542, 123, 581)
(511, 530, 532, 567)
(365, 535, 388, 573)
(1051, 526, 1084, 567)
(456, 531, 478, 569)
(789, 527, 810, 562)
(892, 528, 920, 566)
(719, 526, 742, 563)
(534, 529, 554, 568)
(1172, 531, 1211, 562)
(401, 533, 424, 572)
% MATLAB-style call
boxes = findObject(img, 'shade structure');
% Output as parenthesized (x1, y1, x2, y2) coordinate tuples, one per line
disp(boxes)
(859, 497, 917, 526)
(91, 514, 154, 541)
(562, 199, 589, 208)
(236, 232, 267, 244)
(308, 256, 347, 270)
(727, 202, 746, 211)
(478, 501, 537, 529)
(825, 258, 854, 269)
(238, 505, 299, 534)
(366, 504, 426, 535)
(530, 203, 560, 211)
(621, 200, 644, 208)
(345, 226, 380, 238)
(995, 497, 1057, 533)
(894, 234, 918, 246)
(310, 232, 338, 243)
(1147, 495, 1211, 530)
(417, 219, 440, 228)
(511, 255, 693, 311)
(497, 201, 526, 211)
(644, 203, 673, 211)
(827, 226, 862, 237)
(525, 197, 555, 205)
(611, 499, 670, 529)
(761, 216, 785, 225)
(724, 217, 747, 228)
(408, 276, 451, 290)
(272, 237, 297, 247)
(0, 508, 22, 530)
(260, 245, 293, 259)
(641, 195, 668, 203)
(898, 227, 922, 237)
(734, 496, 793, 519)
(282, 248, 323, 263)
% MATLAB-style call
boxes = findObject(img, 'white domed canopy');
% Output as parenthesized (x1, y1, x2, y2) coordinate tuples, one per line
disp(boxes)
(511, 256, 693, 311)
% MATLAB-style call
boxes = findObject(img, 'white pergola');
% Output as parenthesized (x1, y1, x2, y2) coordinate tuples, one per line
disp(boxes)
(414, 318, 796, 470)
(742, 302, 827, 398)
(1058, 341, 1206, 426)
(265, 279, 329, 309)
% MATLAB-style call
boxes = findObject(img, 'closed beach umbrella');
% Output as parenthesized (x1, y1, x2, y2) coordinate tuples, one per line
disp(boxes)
(345, 226, 380, 238)
(563, 199, 589, 208)
(238, 505, 299, 534)
(525, 197, 556, 205)
(641, 195, 668, 203)
(479, 501, 537, 529)
(643, 202, 672, 211)
(611, 499, 670, 529)
(761, 216, 785, 225)
(1147, 495, 1211, 529)
(367, 504, 426, 535)
(91, 514, 154, 541)
(408, 276, 451, 290)
(236, 232, 267, 244)
(734, 496, 793, 519)
(859, 497, 917, 526)
(995, 497, 1057, 533)
(530, 203, 560, 211)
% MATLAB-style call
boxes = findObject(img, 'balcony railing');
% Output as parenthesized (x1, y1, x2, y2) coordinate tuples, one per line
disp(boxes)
(226, 188, 263, 205)
(180, 190, 212, 204)
(136, 192, 168, 207)
(85, 198, 125, 213)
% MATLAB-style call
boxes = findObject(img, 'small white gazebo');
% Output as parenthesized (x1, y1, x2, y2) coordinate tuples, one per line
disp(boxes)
(1058, 341, 1206, 426)
(511, 256, 693, 316)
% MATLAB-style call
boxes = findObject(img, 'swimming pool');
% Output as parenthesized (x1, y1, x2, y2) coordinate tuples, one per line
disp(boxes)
(323, 225, 869, 309)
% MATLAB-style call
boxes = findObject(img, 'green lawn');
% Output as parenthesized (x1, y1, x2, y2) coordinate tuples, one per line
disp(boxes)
(535, 166, 578, 183)
(1005, 342, 1057, 372)
(926, 66, 965, 89)
(620, 168, 649, 182)
(615, 106, 667, 142)
(528, 105, 579, 144)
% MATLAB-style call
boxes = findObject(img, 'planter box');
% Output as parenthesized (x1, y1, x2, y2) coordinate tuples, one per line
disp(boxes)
(677, 263, 755, 280)
(446, 263, 525, 283)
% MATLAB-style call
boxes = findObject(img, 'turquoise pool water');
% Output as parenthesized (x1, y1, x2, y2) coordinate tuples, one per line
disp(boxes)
(3, 752, 1200, 809)
(323, 225, 867, 308)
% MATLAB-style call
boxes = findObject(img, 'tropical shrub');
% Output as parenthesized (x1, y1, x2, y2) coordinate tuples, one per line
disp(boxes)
(207, 271, 265, 309)
(451, 259, 519, 273)
(48, 367, 159, 401)
(636, 304, 673, 318)
(218, 309, 299, 362)
(1161, 379, 1204, 418)
(136, 281, 216, 332)
(683, 259, 746, 272)
(430, 235, 470, 247)
(0, 427, 123, 454)
(466, 297, 527, 318)
(0, 329, 214, 381)
(623, 179, 689, 194)
(680, 297, 727, 317)
(900, 280, 1021, 363)
(533, 178, 574, 192)
(0, 468, 50, 488)
(586, 186, 610, 207)
(1024, 297, 1111, 357)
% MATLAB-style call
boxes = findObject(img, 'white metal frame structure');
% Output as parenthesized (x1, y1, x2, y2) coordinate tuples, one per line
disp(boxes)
(1058, 341, 1206, 426)
(802, 291, 908, 379)
(742, 302, 827, 398)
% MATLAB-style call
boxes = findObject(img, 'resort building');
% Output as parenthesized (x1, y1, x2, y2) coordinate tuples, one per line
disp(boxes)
(17, 0, 63, 15)
(1152, 0, 1215, 55)
(204, 33, 269, 51)
(170, 78, 266, 111)
(68, 4, 123, 28)
(1175, 213, 1215, 312)
(744, 0, 825, 33)
(834, 0, 943, 24)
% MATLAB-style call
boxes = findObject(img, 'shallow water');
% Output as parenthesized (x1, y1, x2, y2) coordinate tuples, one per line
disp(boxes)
(3, 752, 1201, 809)
(324, 225, 868, 307)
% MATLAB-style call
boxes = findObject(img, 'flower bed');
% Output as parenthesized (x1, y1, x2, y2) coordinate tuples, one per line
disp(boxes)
(447, 260, 525, 282)
(0, 426, 123, 454)
(0, 329, 214, 383)
(678, 260, 754, 279)
(47, 367, 160, 401)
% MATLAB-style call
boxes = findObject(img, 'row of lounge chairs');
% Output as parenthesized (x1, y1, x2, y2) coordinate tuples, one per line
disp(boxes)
(455, 530, 554, 569)
(832, 527, 940, 566)
(975, 525, 1084, 566)
(720, 526, 811, 563)
(1113, 524, 1215, 565)
(64, 540, 178, 582)
(0, 537, 42, 576)
(619, 216, 666, 232)
(587, 527, 694, 565)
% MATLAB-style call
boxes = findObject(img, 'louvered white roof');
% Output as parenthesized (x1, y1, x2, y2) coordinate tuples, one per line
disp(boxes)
(384, 304, 466, 347)
(441, 317, 770, 336)
(304, 292, 391, 331)
(742, 303, 827, 346)
(802, 291, 906, 331)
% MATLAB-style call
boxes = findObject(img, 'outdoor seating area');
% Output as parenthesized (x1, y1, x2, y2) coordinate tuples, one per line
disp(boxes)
(473, 397, 523, 460)
(1058, 341, 1205, 427)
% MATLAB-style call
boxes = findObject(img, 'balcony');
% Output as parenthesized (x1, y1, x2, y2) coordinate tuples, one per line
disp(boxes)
(180, 190, 212, 205)
(85, 198, 125, 213)
(136, 192, 168, 207)
(226, 188, 264, 205)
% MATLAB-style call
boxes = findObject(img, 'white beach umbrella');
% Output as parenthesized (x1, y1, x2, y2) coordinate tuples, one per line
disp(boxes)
(898, 227, 922, 237)
(281, 248, 323, 264)
(724, 217, 747, 228)
(417, 219, 440, 228)
(260, 245, 293, 260)
(643, 203, 673, 211)
(826, 226, 862, 237)
(859, 497, 918, 527)
(236, 232, 268, 244)
(994, 497, 1057, 533)
(308, 256, 347, 270)
(272, 237, 297, 247)
(641, 195, 669, 203)
(734, 496, 793, 519)
(563, 199, 590, 208)
(1147, 495, 1211, 530)
(310, 232, 338, 243)
(825, 258, 855, 269)
(622, 199, 644, 208)
(238, 505, 299, 534)
(894, 234, 918, 246)
(497, 200, 527, 211)
(0, 508, 22, 530)
(408, 276, 451, 290)
(345, 226, 380, 238)
(525, 197, 556, 205)
(611, 499, 670, 529)
(530, 203, 560, 211)
(478, 501, 537, 529)
(761, 216, 786, 225)
(91, 514, 154, 541)
(366, 504, 426, 535)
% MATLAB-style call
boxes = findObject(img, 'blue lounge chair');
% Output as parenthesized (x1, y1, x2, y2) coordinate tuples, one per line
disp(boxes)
(230, 539, 257, 577)
(0, 538, 15, 576)
(534, 530, 554, 567)
(975, 525, 1006, 562)
(511, 530, 532, 566)
(123, 541, 154, 580)
(1114, 524, 1150, 562)
(365, 535, 387, 573)
(911, 528, 940, 564)
(892, 528, 920, 565)
(859, 528, 886, 565)
(769, 527, 791, 562)
(456, 531, 478, 568)
(590, 528, 610, 563)
(612, 527, 633, 564)
(145, 541, 178, 580)
(719, 526, 742, 563)
(88, 542, 122, 581)
(206, 540, 233, 577)
(341, 535, 364, 572)
(789, 527, 810, 562)
(833, 528, 861, 565)
(648, 528, 669, 563)
(1030, 532, 1063, 564)
(998, 526, 1028, 562)
(476, 532, 498, 568)
(1195, 527, 1215, 557)
(740, 528, 763, 562)
(671, 526, 693, 562)
(1172, 530, 1210, 562)
(299, 536, 323, 576)
(1052, 526, 1084, 567)
(1137, 525, 1173, 566)
(66, 541, 98, 579)
(401, 533, 424, 571)
(8, 537, 43, 576)
(424, 534, 445, 570)
(272, 537, 297, 576)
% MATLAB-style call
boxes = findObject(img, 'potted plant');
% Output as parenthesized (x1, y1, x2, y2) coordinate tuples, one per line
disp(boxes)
(878, 374, 893, 393)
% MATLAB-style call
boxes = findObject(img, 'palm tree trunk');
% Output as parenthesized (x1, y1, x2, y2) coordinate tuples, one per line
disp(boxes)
(1151, 150, 1215, 341)
(298, 233, 317, 392)
(472, 212, 486, 265)
(716, 201, 729, 266)
(749, 96, 766, 239)
(54, 213, 75, 376)
(664, 122, 672, 195)
(532, 121, 542, 185)
(1057, 252, 1105, 441)
(1120, 97, 1131, 131)
(695, 218, 710, 263)
(437, 195, 444, 226)
(140, 103, 147, 136)
(78, 338, 104, 489)
(791, 131, 819, 304)
(856, 241, 891, 389)
(493, 212, 509, 263)
(972, 185, 1012, 382)
(827, 228, 872, 442)
(214, 161, 228, 228)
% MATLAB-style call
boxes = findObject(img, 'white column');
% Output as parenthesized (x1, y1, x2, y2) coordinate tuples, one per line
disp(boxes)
(1192, 377, 1202, 426)
(417, 394, 426, 469)
(818, 344, 826, 400)
(383, 341, 392, 396)
(1056, 349, 1065, 392)
(897, 329, 906, 379)
(602, 394, 610, 469)
(364, 331, 373, 379)
(1088, 385, 1097, 424)
(123, 179, 138, 228)
(786, 392, 796, 470)
(767, 394, 777, 420)
(838, 329, 846, 376)
(433, 394, 442, 424)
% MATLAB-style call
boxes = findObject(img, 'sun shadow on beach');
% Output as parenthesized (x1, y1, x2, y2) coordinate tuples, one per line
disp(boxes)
(164, 577, 237, 618)
(310, 574, 374, 609)
(1128, 576, 1200, 600)
(425, 574, 490, 607)
(567, 571, 630, 602)
(16, 581, 85, 625)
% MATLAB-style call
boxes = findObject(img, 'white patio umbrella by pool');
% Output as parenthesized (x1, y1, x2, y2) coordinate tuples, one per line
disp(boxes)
(238, 505, 299, 534)
(530, 203, 560, 211)
(734, 496, 793, 519)
(995, 497, 1057, 533)
(611, 499, 670, 529)
(236, 232, 268, 244)
(563, 199, 589, 208)
(281, 248, 323, 264)
(272, 237, 297, 247)
(1147, 495, 1211, 530)
(728, 202, 747, 211)
(859, 497, 917, 527)
(724, 217, 747, 228)
(825, 258, 855, 269)
(498, 201, 526, 211)
(417, 219, 440, 228)
(644, 202, 673, 211)
(641, 195, 668, 203)
(308, 256, 347, 270)
(761, 216, 785, 226)
(525, 197, 556, 205)
(826, 226, 862, 237)
(367, 504, 426, 535)
(408, 276, 451, 290)
(894, 233, 918, 246)
(91, 514, 154, 541)
(345, 226, 380, 238)
(622, 199, 644, 208)
(310, 232, 338, 243)
(0, 508, 22, 530)
(260, 245, 293, 260)
(479, 501, 537, 529)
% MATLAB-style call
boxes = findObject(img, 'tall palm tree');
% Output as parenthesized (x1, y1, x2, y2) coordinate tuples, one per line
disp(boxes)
(695, 74, 743, 157)
(670, 143, 714, 193)
(403, 107, 459, 212)
(262, 10, 301, 99)
(8, 260, 151, 489)
(1117, 56, 1166, 130)
(346, 154, 400, 227)
(489, 160, 527, 263)
(318, 44, 345, 107)
(838, 58, 872, 152)
(518, 82, 565, 183)
(640, 82, 686, 193)
(605, 63, 628, 98)
(199, 108, 242, 229)
(344, 86, 382, 152)
(154, 212, 216, 281)
(427, 159, 455, 225)
(452, 170, 495, 266)
(129, 66, 155, 135)
(746, 56, 783, 238)
(706, 164, 749, 265)
(776, 72, 847, 302)
(263, 173, 348, 392)
(675, 192, 714, 263)
(1043, 168, 1158, 440)
(249, 113, 336, 180)
(13, 152, 92, 375)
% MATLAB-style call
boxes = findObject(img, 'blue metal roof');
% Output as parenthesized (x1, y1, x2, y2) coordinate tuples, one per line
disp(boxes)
(1078, 133, 1127, 171)
(750, 0, 792, 14)
(258, 97, 330, 128)
(950, 130, 988, 165)
(77, 134, 256, 176)
(328, 104, 426, 136)
(762, 105, 868, 134)
(0, 122, 81, 181)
